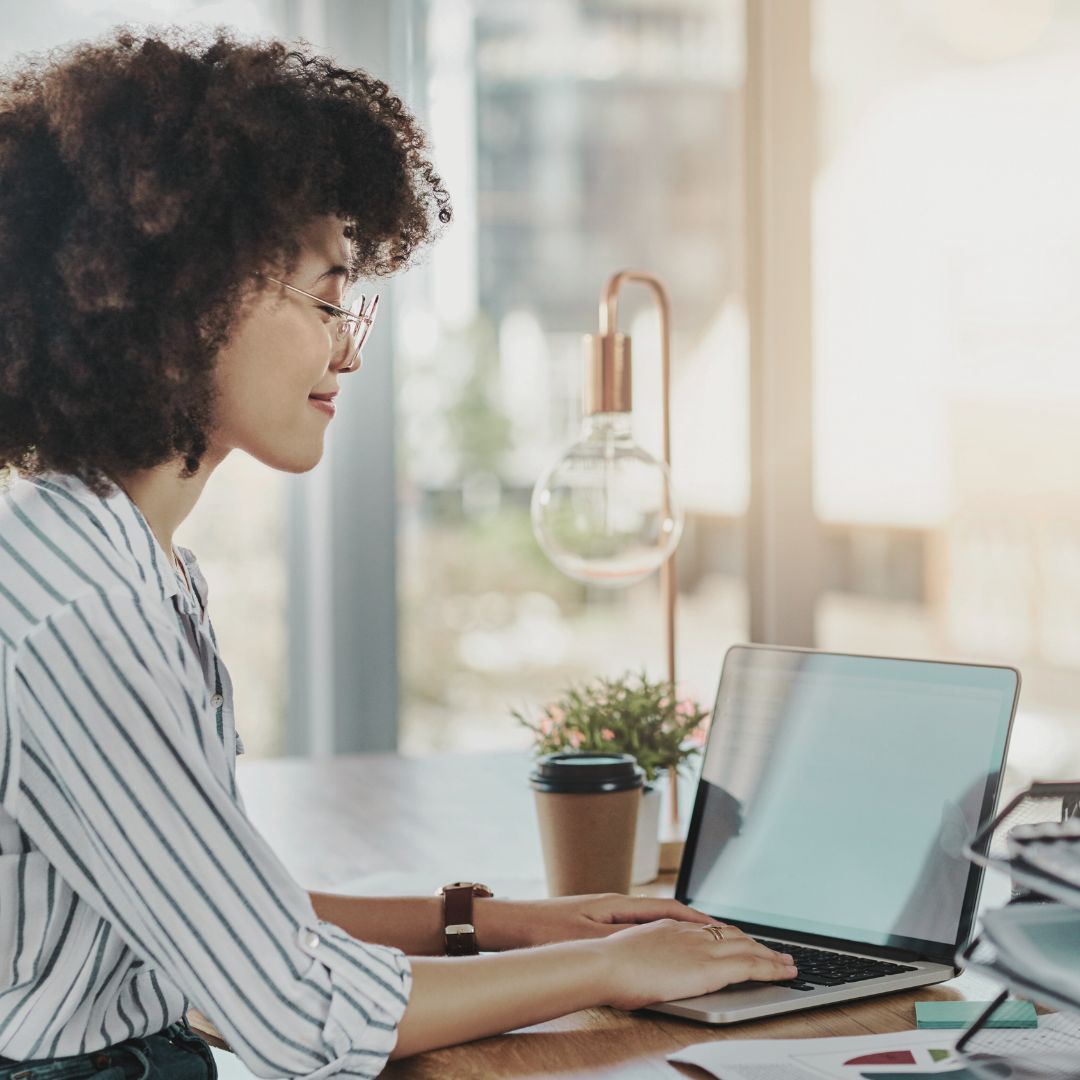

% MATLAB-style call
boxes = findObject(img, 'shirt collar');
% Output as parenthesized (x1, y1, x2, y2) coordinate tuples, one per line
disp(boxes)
(176, 544, 210, 619)
(39, 472, 191, 610)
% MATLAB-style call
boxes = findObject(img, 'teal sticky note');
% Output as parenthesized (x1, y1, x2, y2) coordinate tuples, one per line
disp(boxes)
(915, 1000, 1037, 1029)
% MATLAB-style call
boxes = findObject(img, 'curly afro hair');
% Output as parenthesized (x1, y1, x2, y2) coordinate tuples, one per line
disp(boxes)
(0, 25, 450, 491)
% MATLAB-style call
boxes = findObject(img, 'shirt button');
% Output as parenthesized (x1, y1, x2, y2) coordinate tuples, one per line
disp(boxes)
(211, 693, 224, 708)
(304, 931, 321, 950)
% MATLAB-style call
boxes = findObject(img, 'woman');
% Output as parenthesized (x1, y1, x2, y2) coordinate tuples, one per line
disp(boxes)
(0, 27, 796, 1078)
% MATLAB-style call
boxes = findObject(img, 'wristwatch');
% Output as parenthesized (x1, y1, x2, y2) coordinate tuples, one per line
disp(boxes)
(435, 881, 493, 956)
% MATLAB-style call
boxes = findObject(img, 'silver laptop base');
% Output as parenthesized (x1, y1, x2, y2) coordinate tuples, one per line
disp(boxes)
(646, 957, 953, 1025)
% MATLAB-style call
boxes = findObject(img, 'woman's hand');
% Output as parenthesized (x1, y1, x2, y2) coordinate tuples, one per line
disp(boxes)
(475, 893, 717, 950)
(599, 919, 797, 1011)
(394, 919, 796, 1059)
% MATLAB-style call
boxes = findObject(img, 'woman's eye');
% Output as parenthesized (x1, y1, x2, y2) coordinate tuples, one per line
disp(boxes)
(317, 304, 345, 320)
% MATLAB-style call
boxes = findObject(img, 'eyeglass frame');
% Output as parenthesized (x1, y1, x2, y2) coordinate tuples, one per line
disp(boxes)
(258, 273, 379, 373)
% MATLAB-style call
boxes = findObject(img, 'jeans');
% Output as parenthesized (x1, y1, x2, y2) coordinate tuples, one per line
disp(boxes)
(0, 1020, 217, 1080)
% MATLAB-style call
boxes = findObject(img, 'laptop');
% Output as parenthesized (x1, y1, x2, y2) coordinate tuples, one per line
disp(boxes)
(649, 644, 1020, 1024)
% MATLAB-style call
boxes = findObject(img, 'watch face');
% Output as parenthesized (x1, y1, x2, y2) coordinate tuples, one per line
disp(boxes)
(440, 882, 493, 896)
(445, 923, 476, 935)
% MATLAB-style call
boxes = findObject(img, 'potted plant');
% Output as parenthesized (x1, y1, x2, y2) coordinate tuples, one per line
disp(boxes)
(513, 670, 711, 884)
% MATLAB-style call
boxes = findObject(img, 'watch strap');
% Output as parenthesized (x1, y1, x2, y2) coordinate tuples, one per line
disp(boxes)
(439, 882, 493, 956)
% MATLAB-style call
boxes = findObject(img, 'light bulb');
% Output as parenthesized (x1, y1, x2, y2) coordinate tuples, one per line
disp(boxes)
(531, 412, 683, 588)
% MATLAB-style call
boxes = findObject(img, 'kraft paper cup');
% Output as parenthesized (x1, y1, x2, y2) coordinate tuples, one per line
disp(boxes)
(530, 752, 644, 896)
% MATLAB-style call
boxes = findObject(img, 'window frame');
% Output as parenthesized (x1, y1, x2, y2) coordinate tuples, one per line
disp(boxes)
(284, 0, 820, 754)
(284, 0, 402, 754)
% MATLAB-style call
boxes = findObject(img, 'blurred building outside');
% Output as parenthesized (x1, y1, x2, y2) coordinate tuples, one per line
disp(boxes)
(395, 0, 749, 761)
(397, 0, 1080, 790)
(4, 0, 1080, 784)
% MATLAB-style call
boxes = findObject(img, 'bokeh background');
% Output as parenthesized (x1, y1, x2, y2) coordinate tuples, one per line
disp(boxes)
(5, 0, 1080, 790)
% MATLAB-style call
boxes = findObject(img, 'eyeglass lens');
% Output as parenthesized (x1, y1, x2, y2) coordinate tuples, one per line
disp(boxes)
(334, 294, 379, 371)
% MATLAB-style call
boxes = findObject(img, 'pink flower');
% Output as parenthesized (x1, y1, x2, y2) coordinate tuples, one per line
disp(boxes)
(688, 722, 710, 746)
(568, 730, 585, 748)
(539, 717, 554, 736)
(676, 698, 696, 717)
(547, 706, 565, 723)
(658, 697, 670, 710)
(600, 728, 616, 741)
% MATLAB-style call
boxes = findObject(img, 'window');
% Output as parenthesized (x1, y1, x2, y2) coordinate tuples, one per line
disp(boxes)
(395, 0, 750, 752)
(812, 0, 1080, 778)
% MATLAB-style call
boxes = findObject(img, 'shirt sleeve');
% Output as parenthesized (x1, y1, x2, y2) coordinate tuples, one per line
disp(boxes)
(11, 589, 410, 1080)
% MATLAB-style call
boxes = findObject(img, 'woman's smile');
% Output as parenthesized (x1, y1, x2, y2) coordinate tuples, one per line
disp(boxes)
(308, 390, 338, 418)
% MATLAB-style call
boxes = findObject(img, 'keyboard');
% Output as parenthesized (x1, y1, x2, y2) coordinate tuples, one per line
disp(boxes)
(755, 938, 918, 992)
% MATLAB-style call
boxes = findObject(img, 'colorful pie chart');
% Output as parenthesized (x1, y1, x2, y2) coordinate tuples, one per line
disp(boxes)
(845, 1050, 917, 1065)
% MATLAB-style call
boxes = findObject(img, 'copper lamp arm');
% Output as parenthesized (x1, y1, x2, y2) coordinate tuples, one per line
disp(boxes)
(596, 271, 680, 831)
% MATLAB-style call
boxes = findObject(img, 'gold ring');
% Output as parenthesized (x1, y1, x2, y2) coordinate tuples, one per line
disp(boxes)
(703, 924, 726, 942)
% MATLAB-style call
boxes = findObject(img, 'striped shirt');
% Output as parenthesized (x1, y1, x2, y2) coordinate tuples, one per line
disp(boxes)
(0, 472, 411, 1077)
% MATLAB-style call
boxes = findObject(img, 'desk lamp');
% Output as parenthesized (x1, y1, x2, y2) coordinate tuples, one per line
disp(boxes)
(531, 270, 687, 866)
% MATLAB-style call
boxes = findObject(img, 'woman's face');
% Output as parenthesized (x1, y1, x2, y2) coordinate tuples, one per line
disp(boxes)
(209, 215, 358, 473)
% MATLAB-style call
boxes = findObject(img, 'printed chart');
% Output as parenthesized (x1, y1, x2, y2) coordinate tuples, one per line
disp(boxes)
(669, 1016, 1080, 1080)
(796, 1042, 958, 1076)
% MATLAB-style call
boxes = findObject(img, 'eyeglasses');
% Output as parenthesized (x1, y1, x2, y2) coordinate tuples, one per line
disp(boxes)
(260, 274, 379, 373)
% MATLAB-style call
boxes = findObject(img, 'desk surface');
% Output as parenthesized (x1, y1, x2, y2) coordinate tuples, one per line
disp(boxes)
(193, 751, 1007, 1078)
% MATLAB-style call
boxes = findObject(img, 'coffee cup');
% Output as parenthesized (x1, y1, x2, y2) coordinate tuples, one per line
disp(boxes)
(530, 751, 644, 896)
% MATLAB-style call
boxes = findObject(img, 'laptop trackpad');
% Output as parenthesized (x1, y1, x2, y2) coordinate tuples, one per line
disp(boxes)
(664, 982, 806, 1009)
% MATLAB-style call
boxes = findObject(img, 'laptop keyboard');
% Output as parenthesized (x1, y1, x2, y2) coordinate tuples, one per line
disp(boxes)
(755, 939, 918, 992)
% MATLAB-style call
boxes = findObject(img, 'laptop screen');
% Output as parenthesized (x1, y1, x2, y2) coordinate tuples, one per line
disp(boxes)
(679, 646, 1018, 962)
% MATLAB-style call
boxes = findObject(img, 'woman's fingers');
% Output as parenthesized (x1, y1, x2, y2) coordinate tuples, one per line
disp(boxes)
(602, 895, 749, 930)
(635, 898, 715, 923)
(725, 953, 800, 983)
(707, 935, 798, 981)
(710, 935, 792, 965)
(707, 921, 748, 939)
(596, 896, 716, 926)
(705, 937, 796, 980)
(597, 920, 759, 944)
(599, 917, 797, 1011)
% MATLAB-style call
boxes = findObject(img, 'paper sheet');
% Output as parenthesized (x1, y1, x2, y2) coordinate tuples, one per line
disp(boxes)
(667, 1013, 1080, 1080)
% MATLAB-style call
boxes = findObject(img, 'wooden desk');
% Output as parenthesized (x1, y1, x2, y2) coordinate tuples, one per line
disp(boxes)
(190, 751, 1006, 1078)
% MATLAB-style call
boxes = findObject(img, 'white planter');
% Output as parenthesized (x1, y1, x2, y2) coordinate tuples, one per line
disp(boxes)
(631, 784, 662, 885)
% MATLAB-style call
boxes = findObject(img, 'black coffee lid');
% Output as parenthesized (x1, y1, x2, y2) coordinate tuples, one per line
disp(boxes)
(529, 751, 644, 794)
